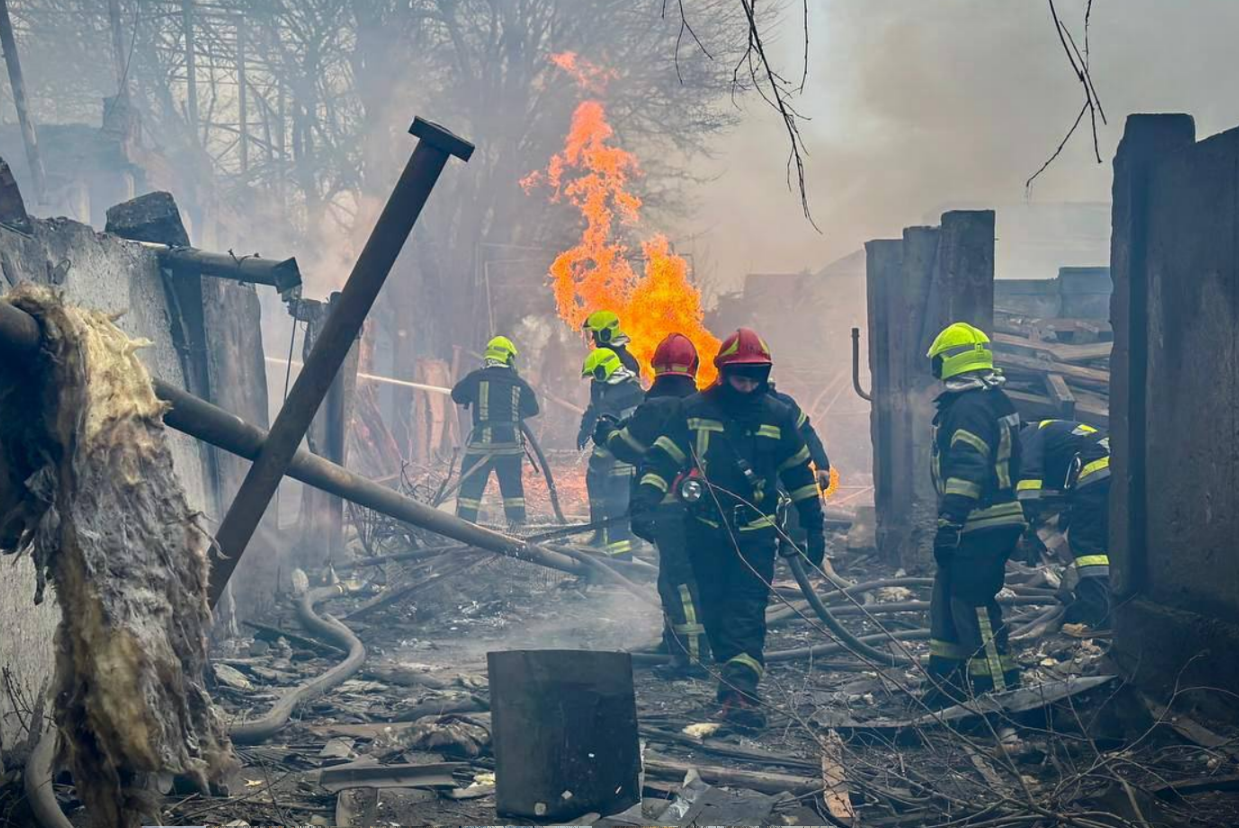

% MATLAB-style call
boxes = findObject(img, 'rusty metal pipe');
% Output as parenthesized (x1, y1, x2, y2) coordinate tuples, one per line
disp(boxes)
(209, 117, 473, 606)
(0, 299, 588, 581)
(142, 243, 303, 294)
(851, 327, 872, 402)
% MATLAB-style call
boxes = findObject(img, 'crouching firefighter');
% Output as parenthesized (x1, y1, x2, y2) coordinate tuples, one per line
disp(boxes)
(579, 347, 644, 559)
(450, 336, 540, 526)
(925, 322, 1025, 703)
(596, 333, 710, 678)
(634, 328, 825, 728)
(1018, 419, 1112, 634)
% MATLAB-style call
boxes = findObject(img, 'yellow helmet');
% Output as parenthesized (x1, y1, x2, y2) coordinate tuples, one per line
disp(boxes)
(582, 347, 623, 382)
(484, 335, 518, 366)
(926, 322, 993, 379)
(583, 310, 625, 345)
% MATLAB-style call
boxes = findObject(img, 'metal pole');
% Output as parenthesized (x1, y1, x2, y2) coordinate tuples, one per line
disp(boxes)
(851, 327, 871, 402)
(0, 0, 46, 204)
(207, 117, 472, 605)
(141, 242, 303, 293)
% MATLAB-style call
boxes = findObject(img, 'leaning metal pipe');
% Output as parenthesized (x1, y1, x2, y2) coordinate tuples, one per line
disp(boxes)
(230, 583, 365, 744)
(209, 117, 474, 606)
(851, 327, 872, 402)
(788, 555, 916, 666)
(0, 301, 590, 580)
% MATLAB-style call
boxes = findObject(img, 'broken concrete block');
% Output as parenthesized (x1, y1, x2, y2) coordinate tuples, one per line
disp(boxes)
(104, 190, 190, 246)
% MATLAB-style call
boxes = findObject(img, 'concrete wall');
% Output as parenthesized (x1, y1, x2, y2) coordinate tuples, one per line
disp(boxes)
(865, 211, 995, 570)
(0, 217, 208, 766)
(1109, 113, 1239, 709)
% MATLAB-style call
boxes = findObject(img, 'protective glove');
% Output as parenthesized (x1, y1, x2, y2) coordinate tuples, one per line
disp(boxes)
(576, 430, 590, 451)
(593, 416, 618, 447)
(933, 521, 962, 566)
(815, 468, 832, 491)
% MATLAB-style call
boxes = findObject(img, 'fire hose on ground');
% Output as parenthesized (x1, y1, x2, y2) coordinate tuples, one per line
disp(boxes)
(229, 582, 366, 745)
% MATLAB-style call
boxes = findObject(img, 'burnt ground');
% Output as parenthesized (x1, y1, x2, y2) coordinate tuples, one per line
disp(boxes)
(10, 517, 1239, 826)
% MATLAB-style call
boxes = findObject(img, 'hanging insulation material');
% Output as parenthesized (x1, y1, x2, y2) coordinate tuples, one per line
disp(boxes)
(0, 285, 233, 828)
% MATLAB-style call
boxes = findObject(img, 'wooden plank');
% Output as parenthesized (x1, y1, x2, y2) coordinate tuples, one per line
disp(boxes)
(821, 730, 856, 826)
(994, 332, 1112, 364)
(997, 350, 1110, 388)
(1044, 373, 1076, 418)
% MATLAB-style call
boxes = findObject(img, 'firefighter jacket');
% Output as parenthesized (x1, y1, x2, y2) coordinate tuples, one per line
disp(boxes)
(578, 376, 644, 448)
(770, 388, 830, 471)
(932, 380, 1026, 534)
(603, 375, 696, 466)
(635, 385, 824, 533)
(1017, 420, 1110, 516)
(451, 365, 539, 455)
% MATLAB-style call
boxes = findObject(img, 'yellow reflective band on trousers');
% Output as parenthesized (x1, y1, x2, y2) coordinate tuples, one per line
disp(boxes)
(975, 608, 1007, 692)
(1075, 554, 1110, 568)
(1016, 479, 1043, 500)
(778, 445, 811, 472)
(605, 540, 632, 556)
(503, 497, 525, 507)
(653, 435, 687, 466)
(739, 514, 777, 532)
(930, 638, 968, 660)
(727, 652, 764, 680)
(962, 501, 1025, 533)
(678, 584, 701, 661)
(641, 472, 669, 493)
(789, 483, 820, 502)
(944, 478, 982, 499)
(968, 653, 1017, 676)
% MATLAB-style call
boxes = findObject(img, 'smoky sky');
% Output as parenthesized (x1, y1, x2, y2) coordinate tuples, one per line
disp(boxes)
(673, 0, 1239, 292)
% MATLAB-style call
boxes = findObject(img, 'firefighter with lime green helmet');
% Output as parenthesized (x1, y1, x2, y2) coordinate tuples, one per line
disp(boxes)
(578, 346, 644, 559)
(583, 310, 641, 374)
(924, 322, 1026, 704)
(450, 335, 540, 526)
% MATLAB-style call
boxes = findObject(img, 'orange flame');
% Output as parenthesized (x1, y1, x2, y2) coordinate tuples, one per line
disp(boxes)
(525, 52, 720, 386)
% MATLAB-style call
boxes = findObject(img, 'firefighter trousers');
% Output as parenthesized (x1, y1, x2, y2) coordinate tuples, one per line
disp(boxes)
(456, 450, 525, 524)
(687, 522, 776, 703)
(653, 505, 710, 669)
(929, 525, 1022, 696)
(1065, 478, 1111, 627)
(586, 447, 634, 559)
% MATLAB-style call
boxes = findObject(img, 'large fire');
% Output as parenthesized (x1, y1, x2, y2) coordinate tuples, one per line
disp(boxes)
(522, 52, 721, 386)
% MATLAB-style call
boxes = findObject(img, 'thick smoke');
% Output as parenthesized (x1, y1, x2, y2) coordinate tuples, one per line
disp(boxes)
(675, 0, 1239, 291)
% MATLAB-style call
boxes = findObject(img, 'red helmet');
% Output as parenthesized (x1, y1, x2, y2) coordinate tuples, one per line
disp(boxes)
(651, 333, 699, 378)
(713, 327, 773, 369)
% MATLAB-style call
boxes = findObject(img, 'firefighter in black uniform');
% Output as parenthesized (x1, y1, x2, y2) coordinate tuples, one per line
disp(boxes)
(634, 328, 825, 728)
(1018, 419, 1111, 633)
(595, 333, 709, 678)
(579, 347, 644, 559)
(450, 336, 540, 526)
(925, 322, 1026, 702)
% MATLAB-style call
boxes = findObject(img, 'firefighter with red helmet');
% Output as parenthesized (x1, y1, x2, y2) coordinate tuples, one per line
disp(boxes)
(595, 333, 709, 678)
(633, 328, 824, 728)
